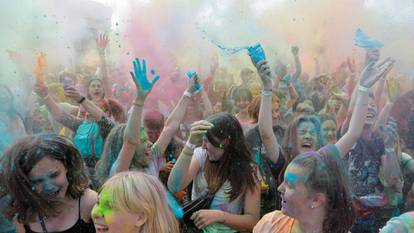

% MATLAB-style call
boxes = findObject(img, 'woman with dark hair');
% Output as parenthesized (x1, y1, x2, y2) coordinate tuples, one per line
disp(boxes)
(0, 134, 96, 233)
(251, 53, 393, 232)
(168, 112, 260, 232)
(82, 78, 125, 123)
(34, 55, 116, 187)
(83, 33, 126, 124)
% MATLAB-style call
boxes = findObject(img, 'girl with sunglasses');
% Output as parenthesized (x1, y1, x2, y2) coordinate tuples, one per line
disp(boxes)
(168, 112, 260, 232)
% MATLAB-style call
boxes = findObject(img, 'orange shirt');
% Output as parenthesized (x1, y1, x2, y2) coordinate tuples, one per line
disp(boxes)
(253, 211, 300, 233)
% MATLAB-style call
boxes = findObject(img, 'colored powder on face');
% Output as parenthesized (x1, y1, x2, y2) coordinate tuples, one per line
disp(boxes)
(286, 172, 298, 183)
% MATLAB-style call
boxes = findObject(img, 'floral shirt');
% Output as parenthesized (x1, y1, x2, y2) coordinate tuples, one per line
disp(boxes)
(344, 133, 385, 197)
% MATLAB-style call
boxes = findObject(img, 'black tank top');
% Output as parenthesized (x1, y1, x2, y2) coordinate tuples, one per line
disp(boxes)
(23, 198, 95, 233)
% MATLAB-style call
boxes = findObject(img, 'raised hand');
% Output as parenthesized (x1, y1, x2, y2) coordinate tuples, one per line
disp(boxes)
(188, 120, 214, 146)
(254, 60, 273, 89)
(96, 33, 109, 50)
(34, 52, 48, 98)
(359, 58, 394, 88)
(130, 57, 160, 102)
(291, 46, 299, 56)
(64, 86, 83, 103)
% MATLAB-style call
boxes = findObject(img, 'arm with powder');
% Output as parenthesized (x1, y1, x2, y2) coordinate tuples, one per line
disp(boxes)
(336, 58, 394, 157)
(115, 57, 159, 173)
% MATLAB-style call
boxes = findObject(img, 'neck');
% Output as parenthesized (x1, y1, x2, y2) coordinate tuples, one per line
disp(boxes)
(361, 125, 373, 139)
(237, 109, 248, 118)
(297, 209, 325, 233)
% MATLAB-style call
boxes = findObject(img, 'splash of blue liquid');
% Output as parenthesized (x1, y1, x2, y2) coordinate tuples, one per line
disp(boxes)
(166, 190, 184, 219)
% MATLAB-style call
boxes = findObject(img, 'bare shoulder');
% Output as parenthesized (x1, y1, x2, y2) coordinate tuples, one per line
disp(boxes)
(80, 188, 98, 221)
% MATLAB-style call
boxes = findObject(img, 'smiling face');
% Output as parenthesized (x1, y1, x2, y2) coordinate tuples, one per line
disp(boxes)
(278, 164, 313, 219)
(365, 95, 378, 126)
(29, 157, 68, 199)
(92, 188, 140, 233)
(297, 121, 318, 153)
(88, 79, 104, 100)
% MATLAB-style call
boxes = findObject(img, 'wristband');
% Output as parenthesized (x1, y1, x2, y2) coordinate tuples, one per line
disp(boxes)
(78, 96, 86, 104)
(185, 141, 197, 150)
(385, 147, 395, 154)
(133, 101, 144, 107)
(182, 150, 193, 157)
(358, 85, 369, 92)
(183, 90, 192, 98)
(261, 90, 273, 96)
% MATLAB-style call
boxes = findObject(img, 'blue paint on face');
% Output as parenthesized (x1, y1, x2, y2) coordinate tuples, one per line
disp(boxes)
(30, 171, 60, 194)
(285, 173, 298, 187)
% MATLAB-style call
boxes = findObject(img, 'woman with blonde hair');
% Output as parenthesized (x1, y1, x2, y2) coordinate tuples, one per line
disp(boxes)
(92, 171, 179, 233)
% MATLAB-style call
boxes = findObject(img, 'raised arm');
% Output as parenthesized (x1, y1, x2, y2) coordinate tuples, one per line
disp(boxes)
(64, 86, 106, 121)
(115, 57, 159, 173)
(154, 73, 199, 154)
(378, 117, 403, 205)
(254, 60, 280, 163)
(96, 33, 111, 97)
(336, 58, 394, 157)
(168, 120, 213, 192)
(34, 53, 82, 130)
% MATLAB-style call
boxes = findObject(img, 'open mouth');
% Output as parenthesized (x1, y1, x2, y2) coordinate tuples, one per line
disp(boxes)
(301, 142, 313, 150)
(366, 112, 375, 119)
(95, 224, 109, 233)
(281, 197, 287, 208)
(43, 188, 61, 198)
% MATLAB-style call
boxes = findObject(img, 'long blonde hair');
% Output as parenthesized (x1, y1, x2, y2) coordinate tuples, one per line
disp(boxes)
(101, 171, 179, 233)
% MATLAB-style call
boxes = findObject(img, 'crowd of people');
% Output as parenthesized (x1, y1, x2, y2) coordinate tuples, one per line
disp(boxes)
(0, 32, 414, 233)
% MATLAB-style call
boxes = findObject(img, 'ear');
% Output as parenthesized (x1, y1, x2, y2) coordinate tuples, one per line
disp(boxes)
(135, 214, 147, 228)
(310, 192, 326, 209)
